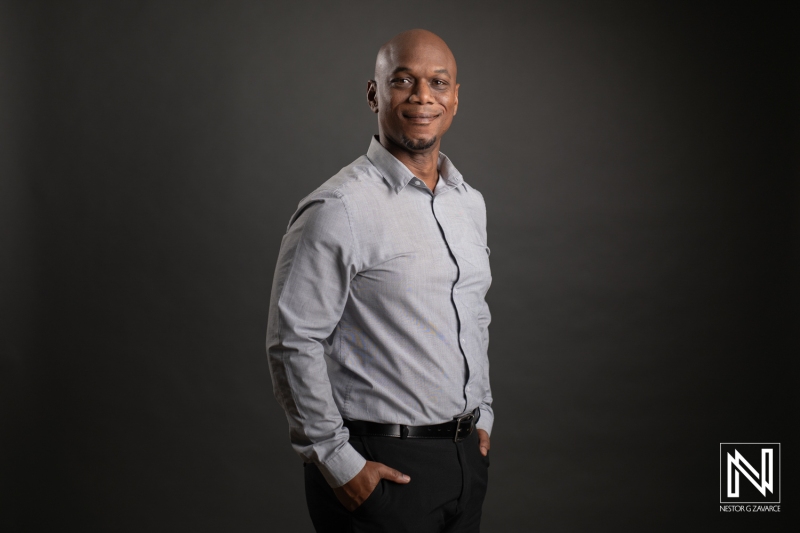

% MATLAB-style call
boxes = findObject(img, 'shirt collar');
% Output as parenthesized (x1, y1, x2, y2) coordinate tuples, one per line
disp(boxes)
(366, 136, 464, 194)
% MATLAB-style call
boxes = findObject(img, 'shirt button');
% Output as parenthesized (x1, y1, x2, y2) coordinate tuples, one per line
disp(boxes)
(454, 288, 459, 294)
(461, 338, 466, 343)
(414, 180, 421, 186)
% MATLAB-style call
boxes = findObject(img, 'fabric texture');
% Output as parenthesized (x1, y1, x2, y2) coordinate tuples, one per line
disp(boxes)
(267, 137, 493, 487)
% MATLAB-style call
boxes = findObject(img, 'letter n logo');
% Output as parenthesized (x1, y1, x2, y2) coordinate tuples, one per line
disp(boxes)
(720, 443, 780, 504)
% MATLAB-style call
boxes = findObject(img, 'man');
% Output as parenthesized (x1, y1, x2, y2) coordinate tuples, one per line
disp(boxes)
(267, 29, 493, 532)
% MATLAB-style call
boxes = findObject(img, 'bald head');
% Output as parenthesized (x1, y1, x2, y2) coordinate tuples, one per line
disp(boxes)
(375, 29, 457, 82)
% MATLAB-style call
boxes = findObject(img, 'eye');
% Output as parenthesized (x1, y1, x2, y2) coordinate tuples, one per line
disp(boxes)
(390, 78, 412, 85)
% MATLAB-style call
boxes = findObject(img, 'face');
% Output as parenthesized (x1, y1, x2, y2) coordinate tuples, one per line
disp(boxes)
(368, 39, 459, 153)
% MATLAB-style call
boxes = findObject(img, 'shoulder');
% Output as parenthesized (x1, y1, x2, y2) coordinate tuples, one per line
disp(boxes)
(306, 156, 383, 200)
(459, 180, 488, 221)
(460, 180, 486, 204)
(301, 155, 384, 202)
(288, 155, 383, 230)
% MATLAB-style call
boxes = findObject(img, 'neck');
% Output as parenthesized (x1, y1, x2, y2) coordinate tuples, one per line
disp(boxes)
(379, 134, 440, 190)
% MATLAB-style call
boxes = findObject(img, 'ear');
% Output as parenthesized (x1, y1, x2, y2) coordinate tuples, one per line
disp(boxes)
(367, 80, 379, 113)
(453, 82, 459, 116)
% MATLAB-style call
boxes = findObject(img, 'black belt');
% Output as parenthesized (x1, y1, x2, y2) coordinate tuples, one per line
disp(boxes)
(343, 408, 480, 443)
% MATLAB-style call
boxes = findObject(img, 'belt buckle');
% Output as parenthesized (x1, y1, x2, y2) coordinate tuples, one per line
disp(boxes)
(454, 412, 475, 442)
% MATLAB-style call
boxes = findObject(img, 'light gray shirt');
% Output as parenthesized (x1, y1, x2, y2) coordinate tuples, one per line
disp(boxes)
(267, 137, 493, 487)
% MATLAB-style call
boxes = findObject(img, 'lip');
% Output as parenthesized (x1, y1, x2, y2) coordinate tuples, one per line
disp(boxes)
(402, 112, 441, 124)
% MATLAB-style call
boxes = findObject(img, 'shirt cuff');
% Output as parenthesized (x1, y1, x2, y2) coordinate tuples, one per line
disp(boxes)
(476, 405, 494, 436)
(316, 441, 367, 488)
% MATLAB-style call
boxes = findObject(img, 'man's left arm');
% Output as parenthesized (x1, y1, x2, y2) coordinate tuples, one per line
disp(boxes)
(476, 294, 493, 457)
(474, 188, 493, 457)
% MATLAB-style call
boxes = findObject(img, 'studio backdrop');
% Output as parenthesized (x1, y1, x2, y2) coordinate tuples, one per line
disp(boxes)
(1, 1, 797, 531)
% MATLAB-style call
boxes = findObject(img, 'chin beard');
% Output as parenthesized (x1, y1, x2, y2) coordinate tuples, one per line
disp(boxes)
(401, 135, 437, 151)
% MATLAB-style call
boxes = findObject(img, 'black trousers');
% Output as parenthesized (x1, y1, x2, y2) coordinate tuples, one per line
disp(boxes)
(304, 429, 489, 533)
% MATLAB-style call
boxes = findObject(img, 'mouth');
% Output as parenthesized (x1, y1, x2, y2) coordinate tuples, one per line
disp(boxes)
(402, 112, 441, 125)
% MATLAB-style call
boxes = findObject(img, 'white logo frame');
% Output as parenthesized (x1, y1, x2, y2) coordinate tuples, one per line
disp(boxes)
(720, 443, 781, 504)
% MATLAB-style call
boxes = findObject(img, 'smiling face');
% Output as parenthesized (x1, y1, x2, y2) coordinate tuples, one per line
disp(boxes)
(368, 30, 459, 155)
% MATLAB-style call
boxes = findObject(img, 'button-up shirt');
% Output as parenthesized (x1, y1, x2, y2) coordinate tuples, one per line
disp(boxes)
(266, 137, 493, 487)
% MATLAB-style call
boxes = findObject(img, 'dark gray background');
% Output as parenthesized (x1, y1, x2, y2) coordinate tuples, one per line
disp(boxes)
(2, 1, 797, 531)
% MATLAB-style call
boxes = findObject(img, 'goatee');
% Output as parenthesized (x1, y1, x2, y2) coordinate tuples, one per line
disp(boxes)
(401, 135, 437, 151)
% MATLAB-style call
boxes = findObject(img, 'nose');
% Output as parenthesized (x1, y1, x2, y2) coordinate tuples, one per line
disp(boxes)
(409, 80, 434, 105)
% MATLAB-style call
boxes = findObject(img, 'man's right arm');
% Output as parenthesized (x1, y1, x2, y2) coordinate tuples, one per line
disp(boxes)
(266, 193, 411, 505)
(266, 193, 366, 488)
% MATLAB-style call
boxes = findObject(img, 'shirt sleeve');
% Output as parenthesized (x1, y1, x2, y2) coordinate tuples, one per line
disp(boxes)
(266, 192, 366, 488)
(475, 295, 494, 436)
(474, 190, 494, 436)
